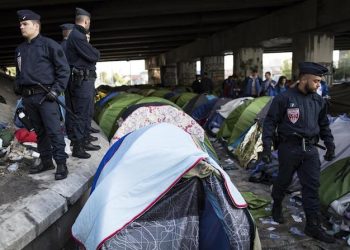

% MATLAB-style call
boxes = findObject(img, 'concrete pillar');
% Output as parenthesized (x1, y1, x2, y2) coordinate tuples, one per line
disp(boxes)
(177, 62, 196, 86)
(145, 57, 161, 85)
(233, 48, 263, 78)
(201, 56, 225, 87)
(292, 32, 334, 82)
(161, 63, 178, 86)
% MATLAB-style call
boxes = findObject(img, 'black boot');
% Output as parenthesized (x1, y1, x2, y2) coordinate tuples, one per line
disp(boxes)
(272, 201, 285, 224)
(88, 134, 98, 142)
(84, 141, 101, 151)
(29, 158, 55, 174)
(72, 141, 91, 159)
(90, 127, 100, 133)
(55, 163, 68, 180)
(305, 214, 335, 243)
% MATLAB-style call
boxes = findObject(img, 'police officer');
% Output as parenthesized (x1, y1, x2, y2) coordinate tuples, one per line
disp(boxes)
(15, 10, 70, 180)
(60, 23, 74, 53)
(66, 7, 100, 159)
(262, 62, 336, 243)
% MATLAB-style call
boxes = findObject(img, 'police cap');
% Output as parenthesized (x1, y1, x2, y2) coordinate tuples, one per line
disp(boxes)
(76, 7, 91, 18)
(17, 9, 41, 21)
(60, 23, 74, 31)
(299, 62, 329, 76)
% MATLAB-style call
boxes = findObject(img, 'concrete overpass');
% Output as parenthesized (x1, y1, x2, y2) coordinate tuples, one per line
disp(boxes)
(0, 0, 349, 67)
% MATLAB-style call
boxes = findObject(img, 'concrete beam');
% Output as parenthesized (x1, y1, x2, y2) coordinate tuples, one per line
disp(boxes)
(165, 0, 350, 63)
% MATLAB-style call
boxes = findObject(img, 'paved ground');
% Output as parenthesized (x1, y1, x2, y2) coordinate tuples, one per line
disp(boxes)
(211, 139, 350, 250)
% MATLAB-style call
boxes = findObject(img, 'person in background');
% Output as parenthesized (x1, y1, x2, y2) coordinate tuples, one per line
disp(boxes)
(60, 23, 74, 53)
(243, 69, 263, 97)
(262, 71, 276, 95)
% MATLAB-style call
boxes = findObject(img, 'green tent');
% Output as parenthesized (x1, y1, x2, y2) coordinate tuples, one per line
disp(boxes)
(319, 157, 350, 209)
(98, 93, 143, 138)
(219, 96, 271, 145)
(139, 88, 156, 96)
(150, 89, 172, 98)
(135, 96, 178, 108)
(217, 99, 254, 140)
(175, 92, 198, 108)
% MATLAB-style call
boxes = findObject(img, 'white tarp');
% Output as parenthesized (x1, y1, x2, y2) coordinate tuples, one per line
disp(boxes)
(319, 115, 350, 170)
(72, 123, 247, 250)
(217, 97, 253, 118)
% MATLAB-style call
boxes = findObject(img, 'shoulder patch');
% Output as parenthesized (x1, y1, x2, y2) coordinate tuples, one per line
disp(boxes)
(57, 49, 64, 57)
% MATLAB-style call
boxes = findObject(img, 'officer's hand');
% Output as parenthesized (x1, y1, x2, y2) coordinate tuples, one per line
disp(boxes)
(45, 90, 57, 102)
(324, 149, 335, 161)
(261, 149, 272, 164)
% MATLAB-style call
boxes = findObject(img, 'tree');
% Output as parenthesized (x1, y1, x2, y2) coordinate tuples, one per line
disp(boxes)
(113, 72, 126, 85)
(281, 59, 292, 79)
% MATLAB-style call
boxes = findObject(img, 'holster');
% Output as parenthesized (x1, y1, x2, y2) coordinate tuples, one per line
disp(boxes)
(71, 67, 84, 87)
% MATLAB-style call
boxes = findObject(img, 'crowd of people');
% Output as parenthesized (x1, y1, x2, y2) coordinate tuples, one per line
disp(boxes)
(220, 70, 330, 99)
(14, 8, 100, 180)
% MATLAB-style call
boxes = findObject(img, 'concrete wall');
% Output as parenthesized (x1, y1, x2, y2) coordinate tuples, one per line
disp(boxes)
(201, 56, 225, 87)
(177, 62, 196, 86)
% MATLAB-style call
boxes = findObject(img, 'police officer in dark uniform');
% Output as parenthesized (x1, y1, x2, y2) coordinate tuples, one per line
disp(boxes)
(66, 7, 100, 159)
(15, 10, 70, 180)
(60, 23, 74, 53)
(262, 62, 336, 243)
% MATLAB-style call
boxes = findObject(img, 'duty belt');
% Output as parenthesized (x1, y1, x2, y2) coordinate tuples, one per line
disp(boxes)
(280, 133, 325, 151)
(21, 84, 52, 97)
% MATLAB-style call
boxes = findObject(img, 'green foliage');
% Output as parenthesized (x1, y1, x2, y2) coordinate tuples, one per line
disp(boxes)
(280, 59, 292, 79)
(334, 51, 350, 81)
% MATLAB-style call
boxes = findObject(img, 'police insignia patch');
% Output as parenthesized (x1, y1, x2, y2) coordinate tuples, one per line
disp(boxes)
(287, 108, 299, 123)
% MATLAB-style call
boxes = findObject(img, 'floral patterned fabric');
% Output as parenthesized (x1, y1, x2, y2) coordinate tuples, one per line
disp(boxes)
(110, 105, 204, 144)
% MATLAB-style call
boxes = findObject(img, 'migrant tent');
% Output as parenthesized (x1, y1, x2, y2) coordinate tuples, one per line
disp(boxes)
(150, 89, 172, 98)
(203, 97, 232, 135)
(183, 94, 216, 115)
(217, 99, 254, 140)
(219, 97, 271, 147)
(319, 157, 350, 217)
(97, 93, 143, 138)
(318, 115, 350, 171)
(109, 98, 218, 162)
(110, 105, 205, 144)
(72, 123, 259, 250)
(174, 92, 198, 108)
(138, 88, 155, 96)
(318, 115, 350, 217)
(109, 96, 180, 142)
(94, 92, 120, 120)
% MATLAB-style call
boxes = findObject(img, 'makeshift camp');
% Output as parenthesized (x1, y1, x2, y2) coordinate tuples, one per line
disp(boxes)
(110, 104, 205, 144)
(96, 93, 143, 138)
(72, 123, 259, 250)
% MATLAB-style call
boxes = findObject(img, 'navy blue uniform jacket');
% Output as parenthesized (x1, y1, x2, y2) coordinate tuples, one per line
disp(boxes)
(262, 86, 334, 149)
(66, 25, 100, 70)
(15, 34, 70, 94)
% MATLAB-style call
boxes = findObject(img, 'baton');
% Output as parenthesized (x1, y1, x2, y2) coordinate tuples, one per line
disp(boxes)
(37, 82, 79, 120)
